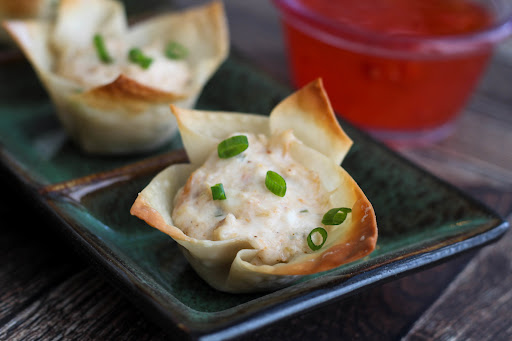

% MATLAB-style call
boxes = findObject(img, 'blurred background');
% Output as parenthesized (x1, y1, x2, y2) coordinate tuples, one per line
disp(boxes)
(1, 0, 511, 340)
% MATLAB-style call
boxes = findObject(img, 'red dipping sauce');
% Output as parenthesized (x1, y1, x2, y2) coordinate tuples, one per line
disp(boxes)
(274, 0, 511, 144)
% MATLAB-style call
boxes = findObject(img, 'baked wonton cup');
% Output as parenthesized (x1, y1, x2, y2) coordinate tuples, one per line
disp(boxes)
(3, 0, 229, 154)
(131, 79, 378, 293)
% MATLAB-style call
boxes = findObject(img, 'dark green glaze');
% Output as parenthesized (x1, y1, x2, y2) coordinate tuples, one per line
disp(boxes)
(0, 55, 507, 339)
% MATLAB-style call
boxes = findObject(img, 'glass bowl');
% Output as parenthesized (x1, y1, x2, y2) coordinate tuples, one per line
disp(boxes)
(273, 0, 512, 145)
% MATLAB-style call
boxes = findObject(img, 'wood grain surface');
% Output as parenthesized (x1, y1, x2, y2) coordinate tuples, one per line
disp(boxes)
(1, 0, 511, 340)
(405, 217, 512, 341)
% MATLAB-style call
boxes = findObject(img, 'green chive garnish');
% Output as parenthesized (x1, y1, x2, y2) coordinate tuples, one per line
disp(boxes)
(265, 171, 286, 197)
(93, 34, 113, 64)
(211, 183, 226, 200)
(307, 227, 327, 251)
(128, 48, 153, 69)
(322, 207, 352, 225)
(217, 135, 249, 158)
(165, 41, 188, 59)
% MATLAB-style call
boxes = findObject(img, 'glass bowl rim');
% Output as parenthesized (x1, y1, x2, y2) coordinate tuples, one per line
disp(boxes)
(273, 0, 512, 58)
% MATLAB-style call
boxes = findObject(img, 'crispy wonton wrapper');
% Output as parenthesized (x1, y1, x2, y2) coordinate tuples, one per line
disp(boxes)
(131, 79, 378, 293)
(3, 0, 228, 154)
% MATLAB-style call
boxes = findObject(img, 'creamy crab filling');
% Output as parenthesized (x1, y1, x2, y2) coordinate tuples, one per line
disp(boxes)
(172, 131, 333, 266)
(54, 37, 191, 93)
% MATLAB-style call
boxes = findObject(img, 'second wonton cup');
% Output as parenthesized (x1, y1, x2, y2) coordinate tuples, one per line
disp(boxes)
(4, 0, 228, 154)
(131, 79, 378, 293)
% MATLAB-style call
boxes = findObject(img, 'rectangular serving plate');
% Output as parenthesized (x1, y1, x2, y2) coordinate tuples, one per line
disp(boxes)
(0, 55, 508, 340)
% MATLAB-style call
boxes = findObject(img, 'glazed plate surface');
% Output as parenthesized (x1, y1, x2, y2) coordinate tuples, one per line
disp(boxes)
(0, 55, 508, 340)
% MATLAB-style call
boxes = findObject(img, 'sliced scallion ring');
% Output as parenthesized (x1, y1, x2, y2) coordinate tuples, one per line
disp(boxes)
(165, 41, 188, 59)
(322, 207, 352, 225)
(217, 135, 249, 158)
(93, 34, 113, 64)
(211, 183, 226, 200)
(128, 48, 153, 69)
(265, 171, 286, 197)
(307, 227, 327, 251)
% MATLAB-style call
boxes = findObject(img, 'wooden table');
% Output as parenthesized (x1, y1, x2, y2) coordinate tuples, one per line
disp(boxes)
(1, 1, 511, 340)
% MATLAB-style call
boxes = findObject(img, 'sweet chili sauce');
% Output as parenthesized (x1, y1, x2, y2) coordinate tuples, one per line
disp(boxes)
(282, 0, 494, 133)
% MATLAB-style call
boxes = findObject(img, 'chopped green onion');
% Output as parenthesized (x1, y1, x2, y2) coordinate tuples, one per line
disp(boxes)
(211, 183, 226, 200)
(307, 227, 327, 251)
(300, 209, 309, 213)
(165, 41, 188, 59)
(322, 207, 352, 225)
(93, 34, 114, 64)
(128, 48, 153, 69)
(265, 171, 286, 197)
(217, 135, 249, 158)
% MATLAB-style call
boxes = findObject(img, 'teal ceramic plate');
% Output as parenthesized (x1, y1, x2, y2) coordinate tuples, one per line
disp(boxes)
(0, 56, 508, 340)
